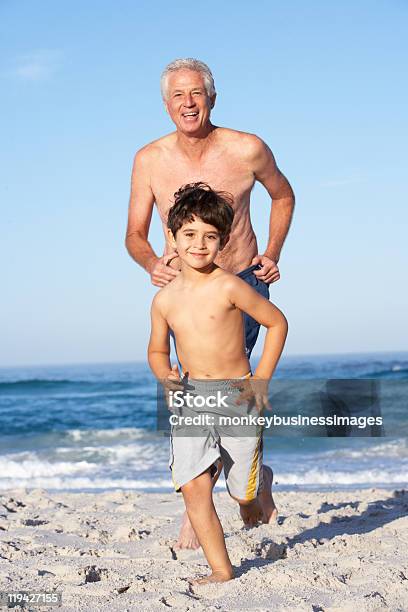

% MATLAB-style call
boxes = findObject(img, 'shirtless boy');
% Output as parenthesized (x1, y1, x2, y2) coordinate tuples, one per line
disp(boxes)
(148, 184, 288, 583)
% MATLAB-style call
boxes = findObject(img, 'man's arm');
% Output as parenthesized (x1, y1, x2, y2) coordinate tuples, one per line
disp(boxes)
(247, 136, 295, 283)
(227, 276, 288, 380)
(147, 294, 172, 378)
(125, 148, 179, 287)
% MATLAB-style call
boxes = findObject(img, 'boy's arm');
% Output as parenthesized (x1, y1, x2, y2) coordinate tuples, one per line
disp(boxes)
(227, 276, 288, 380)
(148, 294, 172, 379)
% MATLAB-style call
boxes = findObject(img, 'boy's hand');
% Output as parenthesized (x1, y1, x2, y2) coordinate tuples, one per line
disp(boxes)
(162, 364, 185, 412)
(165, 364, 184, 390)
(235, 376, 271, 413)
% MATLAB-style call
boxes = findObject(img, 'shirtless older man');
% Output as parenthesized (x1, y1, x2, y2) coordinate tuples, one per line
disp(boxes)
(125, 58, 295, 548)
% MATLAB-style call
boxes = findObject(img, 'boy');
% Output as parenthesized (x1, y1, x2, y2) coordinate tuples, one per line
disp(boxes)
(148, 183, 288, 583)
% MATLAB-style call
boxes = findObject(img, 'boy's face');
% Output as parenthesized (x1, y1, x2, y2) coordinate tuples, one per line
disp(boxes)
(168, 216, 226, 269)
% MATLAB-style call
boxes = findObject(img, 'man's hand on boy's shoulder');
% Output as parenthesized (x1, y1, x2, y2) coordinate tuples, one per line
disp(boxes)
(148, 252, 180, 287)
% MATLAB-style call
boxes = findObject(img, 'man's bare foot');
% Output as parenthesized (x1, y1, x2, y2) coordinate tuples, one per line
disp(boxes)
(174, 511, 200, 550)
(189, 569, 234, 585)
(259, 465, 278, 523)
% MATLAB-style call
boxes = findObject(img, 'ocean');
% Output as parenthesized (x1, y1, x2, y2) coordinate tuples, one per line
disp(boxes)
(0, 353, 407, 493)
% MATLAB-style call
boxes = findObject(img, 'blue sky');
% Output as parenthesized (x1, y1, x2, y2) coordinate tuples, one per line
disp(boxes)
(1, 0, 407, 367)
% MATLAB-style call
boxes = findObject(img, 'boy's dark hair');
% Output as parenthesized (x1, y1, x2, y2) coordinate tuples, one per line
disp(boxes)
(167, 182, 234, 243)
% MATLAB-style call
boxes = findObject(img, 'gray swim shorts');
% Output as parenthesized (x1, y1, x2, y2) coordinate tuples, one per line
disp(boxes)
(169, 375, 264, 501)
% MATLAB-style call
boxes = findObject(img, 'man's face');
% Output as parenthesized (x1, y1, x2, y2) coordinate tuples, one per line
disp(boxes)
(164, 69, 216, 135)
(168, 216, 224, 269)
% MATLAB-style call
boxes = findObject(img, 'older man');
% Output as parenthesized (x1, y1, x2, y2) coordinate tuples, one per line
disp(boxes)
(126, 58, 295, 548)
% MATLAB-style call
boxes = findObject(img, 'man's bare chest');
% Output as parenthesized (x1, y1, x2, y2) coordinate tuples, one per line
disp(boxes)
(151, 156, 254, 217)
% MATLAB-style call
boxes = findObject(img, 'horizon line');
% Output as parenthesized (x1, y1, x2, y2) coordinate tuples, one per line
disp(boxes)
(0, 349, 407, 371)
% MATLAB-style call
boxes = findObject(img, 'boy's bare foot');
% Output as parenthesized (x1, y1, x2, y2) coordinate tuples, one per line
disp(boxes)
(189, 569, 234, 585)
(239, 498, 263, 527)
(174, 511, 200, 550)
(259, 465, 278, 523)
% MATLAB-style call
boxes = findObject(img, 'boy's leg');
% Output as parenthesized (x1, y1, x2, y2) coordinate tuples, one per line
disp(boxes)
(181, 469, 234, 584)
(222, 434, 278, 526)
(175, 460, 222, 550)
(233, 465, 277, 526)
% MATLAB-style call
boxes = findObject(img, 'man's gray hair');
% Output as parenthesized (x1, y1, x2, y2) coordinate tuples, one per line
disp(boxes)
(160, 58, 216, 100)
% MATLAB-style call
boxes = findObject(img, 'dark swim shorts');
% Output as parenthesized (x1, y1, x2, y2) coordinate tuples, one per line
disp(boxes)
(169, 263, 270, 360)
(237, 264, 270, 358)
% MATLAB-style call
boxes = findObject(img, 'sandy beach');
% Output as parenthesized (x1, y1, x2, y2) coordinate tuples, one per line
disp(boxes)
(0, 486, 407, 611)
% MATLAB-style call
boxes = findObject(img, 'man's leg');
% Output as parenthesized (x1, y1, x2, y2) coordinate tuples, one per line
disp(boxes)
(181, 469, 234, 584)
(258, 464, 278, 524)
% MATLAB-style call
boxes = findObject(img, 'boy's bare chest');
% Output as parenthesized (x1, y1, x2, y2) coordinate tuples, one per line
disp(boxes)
(166, 291, 235, 333)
